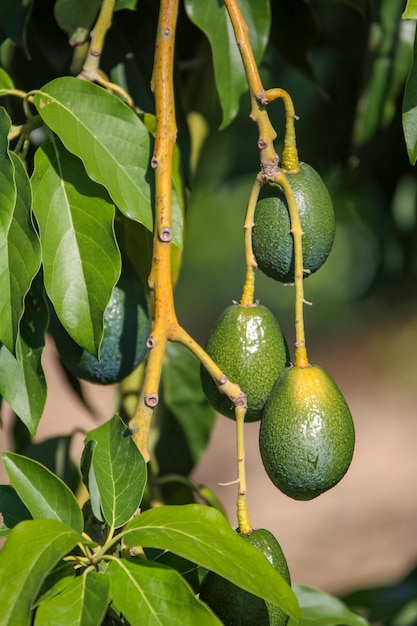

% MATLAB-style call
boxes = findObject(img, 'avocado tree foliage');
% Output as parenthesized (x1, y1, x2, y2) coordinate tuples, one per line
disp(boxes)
(0, 0, 416, 624)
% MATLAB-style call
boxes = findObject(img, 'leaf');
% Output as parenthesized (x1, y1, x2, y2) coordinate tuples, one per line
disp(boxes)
(154, 342, 216, 480)
(184, 0, 270, 129)
(288, 585, 369, 626)
(0, 67, 14, 90)
(403, 0, 417, 20)
(32, 77, 154, 232)
(0, 272, 48, 435)
(54, 0, 102, 43)
(0, 484, 31, 529)
(31, 138, 121, 356)
(34, 562, 76, 608)
(0, 112, 41, 353)
(21, 434, 80, 492)
(115, 0, 138, 11)
(0, 519, 83, 626)
(106, 558, 221, 625)
(34, 571, 110, 626)
(403, 29, 417, 164)
(122, 504, 299, 621)
(2, 452, 84, 533)
(83, 414, 147, 528)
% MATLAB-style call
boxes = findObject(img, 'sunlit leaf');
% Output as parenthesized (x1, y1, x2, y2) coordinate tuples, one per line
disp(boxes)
(403, 0, 417, 20)
(31, 138, 120, 356)
(403, 31, 417, 164)
(288, 585, 369, 625)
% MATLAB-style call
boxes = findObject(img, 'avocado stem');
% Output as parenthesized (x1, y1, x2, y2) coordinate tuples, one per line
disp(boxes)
(235, 406, 253, 534)
(264, 88, 299, 172)
(240, 175, 263, 306)
(274, 172, 310, 368)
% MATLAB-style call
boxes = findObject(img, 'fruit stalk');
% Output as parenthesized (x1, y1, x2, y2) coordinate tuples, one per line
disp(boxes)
(235, 406, 252, 533)
(274, 172, 309, 368)
(79, 0, 115, 81)
(240, 175, 263, 306)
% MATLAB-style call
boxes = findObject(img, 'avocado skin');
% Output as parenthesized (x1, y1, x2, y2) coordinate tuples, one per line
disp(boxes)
(199, 528, 291, 626)
(252, 163, 335, 283)
(50, 266, 151, 385)
(259, 364, 355, 500)
(200, 303, 288, 422)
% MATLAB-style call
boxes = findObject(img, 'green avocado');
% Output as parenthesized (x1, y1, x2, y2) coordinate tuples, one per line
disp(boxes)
(50, 265, 151, 385)
(259, 364, 355, 500)
(252, 162, 335, 283)
(199, 527, 291, 626)
(200, 303, 288, 422)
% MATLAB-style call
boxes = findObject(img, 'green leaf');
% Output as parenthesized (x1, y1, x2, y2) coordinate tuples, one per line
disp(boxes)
(0, 484, 31, 529)
(0, 111, 41, 353)
(122, 504, 299, 621)
(115, 0, 138, 11)
(54, 0, 101, 44)
(31, 138, 120, 356)
(83, 414, 147, 528)
(403, 0, 417, 20)
(288, 585, 369, 626)
(2, 452, 84, 533)
(32, 77, 154, 232)
(154, 343, 216, 482)
(107, 558, 221, 625)
(0, 67, 14, 90)
(184, 0, 270, 129)
(0, 519, 82, 626)
(34, 562, 76, 608)
(0, 273, 47, 435)
(403, 30, 417, 164)
(34, 571, 110, 626)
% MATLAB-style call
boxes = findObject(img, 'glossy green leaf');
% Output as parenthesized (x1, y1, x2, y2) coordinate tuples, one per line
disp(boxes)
(403, 30, 417, 164)
(184, 0, 270, 128)
(34, 571, 110, 626)
(288, 585, 369, 626)
(2, 452, 84, 533)
(83, 414, 147, 528)
(0, 484, 31, 528)
(0, 112, 41, 353)
(107, 558, 220, 625)
(32, 77, 154, 231)
(0, 273, 47, 435)
(31, 138, 120, 356)
(155, 342, 216, 479)
(0, 519, 82, 626)
(403, 0, 417, 20)
(34, 562, 76, 608)
(122, 504, 299, 621)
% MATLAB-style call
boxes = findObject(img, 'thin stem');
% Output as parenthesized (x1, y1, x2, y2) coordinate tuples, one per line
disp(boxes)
(240, 175, 263, 306)
(274, 172, 309, 368)
(264, 88, 299, 172)
(235, 406, 252, 533)
(78, 0, 115, 81)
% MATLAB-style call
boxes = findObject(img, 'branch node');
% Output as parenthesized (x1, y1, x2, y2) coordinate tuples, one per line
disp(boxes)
(151, 156, 159, 168)
(144, 393, 159, 408)
(146, 336, 155, 349)
(159, 227, 172, 242)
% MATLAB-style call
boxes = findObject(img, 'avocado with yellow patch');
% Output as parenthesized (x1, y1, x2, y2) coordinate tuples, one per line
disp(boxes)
(259, 364, 355, 500)
(252, 163, 335, 283)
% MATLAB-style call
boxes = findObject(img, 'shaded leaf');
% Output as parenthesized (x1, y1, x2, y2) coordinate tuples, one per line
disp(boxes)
(34, 562, 76, 608)
(21, 434, 80, 492)
(115, 0, 138, 11)
(31, 138, 120, 356)
(34, 571, 110, 626)
(0, 272, 47, 435)
(184, 0, 270, 129)
(83, 414, 147, 528)
(54, 0, 101, 44)
(0, 484, 31, 529)
(107, 558, 220, 625)
(122, 504, 299, 620)
(154, 343, 216, 483)
(32, 77, 154, 231)
(0, 519, 83, 626)
(403, 29, 417, 164)
(0, 112, 41, 353)
(3, 452, 84, 533)
(0, 67, 14, 90)
(288, 585, 369, 626)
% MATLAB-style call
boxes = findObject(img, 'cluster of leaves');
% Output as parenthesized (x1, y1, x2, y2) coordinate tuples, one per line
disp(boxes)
(0, 0, 416, 624)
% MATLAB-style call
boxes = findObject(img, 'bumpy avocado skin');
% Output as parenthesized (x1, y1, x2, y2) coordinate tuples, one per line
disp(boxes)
(200, 303, 288, 422)
(259, 364, 355, 501)
(199, 528, 291, 626)
(50, 267, 151, 385)
(252, 163, 335, 283)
